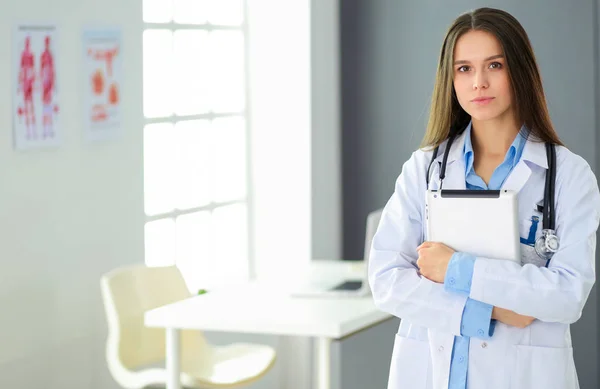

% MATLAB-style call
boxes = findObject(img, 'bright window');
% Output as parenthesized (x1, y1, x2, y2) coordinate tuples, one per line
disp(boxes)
(142, 0, 250, 291)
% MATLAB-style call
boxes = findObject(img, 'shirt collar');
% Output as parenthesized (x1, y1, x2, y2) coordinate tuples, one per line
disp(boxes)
(463, 121, 528, 175)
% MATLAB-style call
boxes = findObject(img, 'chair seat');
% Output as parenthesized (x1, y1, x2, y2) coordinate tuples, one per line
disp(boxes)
(128, 343, 276, 389)
(181, 343, 276, 388)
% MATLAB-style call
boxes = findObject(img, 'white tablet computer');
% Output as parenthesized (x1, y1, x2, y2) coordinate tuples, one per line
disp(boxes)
(425, 189, 520, 263)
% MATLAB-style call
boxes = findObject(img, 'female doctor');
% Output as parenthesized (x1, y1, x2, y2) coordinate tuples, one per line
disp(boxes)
(368, 7, 600, 389)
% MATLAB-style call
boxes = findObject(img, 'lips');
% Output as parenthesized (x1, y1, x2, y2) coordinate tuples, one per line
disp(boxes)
(471, 96, 494, 105)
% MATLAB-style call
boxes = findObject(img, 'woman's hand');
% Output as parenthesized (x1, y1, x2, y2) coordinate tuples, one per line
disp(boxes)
(492, 307, 536, 328)
(416, 241, 455, 283)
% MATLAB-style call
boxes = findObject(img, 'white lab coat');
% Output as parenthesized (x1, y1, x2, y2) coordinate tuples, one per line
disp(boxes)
(368, 129, 600, 389)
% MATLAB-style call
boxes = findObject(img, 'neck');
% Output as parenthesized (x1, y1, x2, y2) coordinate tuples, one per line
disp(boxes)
(471, 114, 521, 159)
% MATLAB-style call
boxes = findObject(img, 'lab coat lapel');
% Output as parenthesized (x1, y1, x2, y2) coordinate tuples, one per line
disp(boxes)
(501, 162, 531, 193)
(501, 138, 547, 193)
(442, 159, 467, 190)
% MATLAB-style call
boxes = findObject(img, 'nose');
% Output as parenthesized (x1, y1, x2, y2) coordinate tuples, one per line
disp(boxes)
(473, 71, 489, 90)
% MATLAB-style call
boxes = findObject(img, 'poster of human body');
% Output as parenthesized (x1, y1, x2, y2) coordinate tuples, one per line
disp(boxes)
(83, 27, 122, 142)
(13, 24, 60, 151)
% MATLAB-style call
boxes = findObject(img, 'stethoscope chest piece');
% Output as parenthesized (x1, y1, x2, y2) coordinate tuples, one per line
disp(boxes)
(534, 229, 560, 260)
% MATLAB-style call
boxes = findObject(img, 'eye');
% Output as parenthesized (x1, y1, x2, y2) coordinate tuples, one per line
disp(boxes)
(489, 62, 503, 69)
(457, 65, 470, 72)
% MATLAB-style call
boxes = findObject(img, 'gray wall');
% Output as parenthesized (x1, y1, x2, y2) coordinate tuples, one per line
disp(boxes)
(340, 0, 600, 388)
(311, 0, 343, 261)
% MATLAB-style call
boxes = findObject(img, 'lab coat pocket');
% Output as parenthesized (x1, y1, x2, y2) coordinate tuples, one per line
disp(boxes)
(512, 345, 575, 389)
(387, 335, 431, 389)
(519, 217, 547, 268)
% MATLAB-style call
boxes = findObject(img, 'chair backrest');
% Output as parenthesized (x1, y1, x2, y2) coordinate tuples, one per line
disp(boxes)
(361, 209, 383, 293)
(364, 209, 383, 261)
(100, 264, 208, 372)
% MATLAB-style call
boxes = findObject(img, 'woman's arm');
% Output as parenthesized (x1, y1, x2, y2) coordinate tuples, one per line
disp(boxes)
(470, 158, 599, 323)
(443, 252, 535, 328)
(369, 150, 478, 336)
(420, 156, 600, 324)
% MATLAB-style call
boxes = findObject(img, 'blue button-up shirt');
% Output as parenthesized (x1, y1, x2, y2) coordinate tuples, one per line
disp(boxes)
(444, 122, 527, 389)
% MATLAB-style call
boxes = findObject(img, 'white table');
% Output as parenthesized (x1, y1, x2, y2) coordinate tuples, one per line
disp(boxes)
(144, 260, 392, 389)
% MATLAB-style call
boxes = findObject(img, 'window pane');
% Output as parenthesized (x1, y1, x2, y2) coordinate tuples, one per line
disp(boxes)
(175, 211, 211, 291)
(143, 30, 173, 118)
(174, 120, 211, 209)
(143, 0, 173, 23)
(173, 0, 208, 24)
(206, 0, 243, 25)
(212, 203, 248, 284)
(208, 31, 245, 112)
(173, 30, 211, 116)
(145, 219, 176, 266)
(144, 123, 176, 215)
(212, 117, 246, 202)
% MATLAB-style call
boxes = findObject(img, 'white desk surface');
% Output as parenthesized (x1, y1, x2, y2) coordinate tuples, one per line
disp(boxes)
(145, 260, 392, 339)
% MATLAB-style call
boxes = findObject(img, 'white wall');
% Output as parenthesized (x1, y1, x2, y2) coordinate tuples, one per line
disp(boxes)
(249, 0, 312, 282)
(247, 1, 313, 387)
(0, 0, 144, 387)
(248, 0, 342, 385)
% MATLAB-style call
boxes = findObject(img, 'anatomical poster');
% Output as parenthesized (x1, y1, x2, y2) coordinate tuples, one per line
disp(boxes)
(13, 24, 60, 151)
(83, 27, 122, 142)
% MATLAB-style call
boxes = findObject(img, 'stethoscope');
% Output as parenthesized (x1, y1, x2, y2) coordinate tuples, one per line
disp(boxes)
(426, 131, 559, 265)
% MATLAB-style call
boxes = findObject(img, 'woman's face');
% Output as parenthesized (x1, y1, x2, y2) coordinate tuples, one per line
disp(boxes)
(452, 30, 514, 123)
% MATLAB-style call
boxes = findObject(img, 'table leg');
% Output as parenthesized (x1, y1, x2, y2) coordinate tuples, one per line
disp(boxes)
(316, 337, 331, 389)
(166, 328, 181, 389)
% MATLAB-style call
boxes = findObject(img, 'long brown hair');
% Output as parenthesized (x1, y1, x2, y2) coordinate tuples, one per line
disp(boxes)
(420, 7, 563, 148)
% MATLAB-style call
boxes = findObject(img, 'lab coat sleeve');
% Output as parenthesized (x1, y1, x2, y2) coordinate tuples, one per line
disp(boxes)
(368, 150, 468, 336)
(461, 298, 495, 339)
(469, 156, 600, 324)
